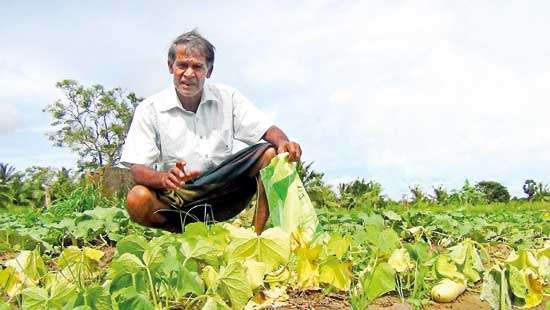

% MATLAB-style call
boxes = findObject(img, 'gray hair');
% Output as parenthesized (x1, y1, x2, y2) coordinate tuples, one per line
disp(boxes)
(168, 30, 215, 69)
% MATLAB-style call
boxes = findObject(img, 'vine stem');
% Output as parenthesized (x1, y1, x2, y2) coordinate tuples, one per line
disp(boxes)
(146, 267, 158, 306)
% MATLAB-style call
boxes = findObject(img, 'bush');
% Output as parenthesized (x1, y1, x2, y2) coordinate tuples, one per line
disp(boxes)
(475, 181, 510, 203)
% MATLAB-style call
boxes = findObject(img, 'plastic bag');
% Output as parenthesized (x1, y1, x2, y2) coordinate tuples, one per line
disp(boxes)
(260, 153, 318, 241)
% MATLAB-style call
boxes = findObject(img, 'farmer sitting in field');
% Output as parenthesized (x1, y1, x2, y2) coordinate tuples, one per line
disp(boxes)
(120, 30, 301, 234)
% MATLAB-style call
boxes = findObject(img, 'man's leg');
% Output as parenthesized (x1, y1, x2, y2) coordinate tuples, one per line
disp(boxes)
(248, 147, 277, 234)
(126, 185, 177, 231)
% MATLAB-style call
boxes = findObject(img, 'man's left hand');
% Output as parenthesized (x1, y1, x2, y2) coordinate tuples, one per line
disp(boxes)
(277, 141, 302, 162)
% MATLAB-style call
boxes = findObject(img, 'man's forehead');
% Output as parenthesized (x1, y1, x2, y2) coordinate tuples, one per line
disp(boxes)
(174, 45, 206, 62)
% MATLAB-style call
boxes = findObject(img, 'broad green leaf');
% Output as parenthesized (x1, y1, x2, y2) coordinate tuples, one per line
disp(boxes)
(176, 266, 204, 296)
(108, 271, 148, 296)
(448, 240, 483, 283)
(69, 286, 111, 310)
(0, 266, 21, 297)
(382, 210, 401, 221)
(264, 267, 290, 287)
(21, 282, 76, 310)
(0, 299, 10, 310)
(183, 222, 209, 237)
(295, 246, 321, 288)
(388, 248, 414, 273)
(82, 207, 124, 220)
(22, 287, 48, 310)
(107, 254, 148, 295)
(116, 287, 154, 310)
(363, 262, 395, 301)
(116, 235, 148, 258)
(319, 256, 352, 290)
(56, 246, 103, 282)
(506, 250, 539, 270)
(362, 213, 385, 230)
(202, 295, 231, 310)
(326, 234, 351, 259)
(5, 249, 47, 286)
(217, 263, 253, 309)
(508, 266, 544, 308)
(537, 255, 549, 282)
(83, 247, 104, 262)
(435, 255, 465, 283)
(110, 253, 145, 274)
(48, 280, 77, 309)
(228, 227, 289, 272)
(480, 265, 512, 310)
(142, 244, 163, 269)
(180, 238, 219, 266)
(404, 241, 431, 262)
(72, 219, 104, 239)
(365, 228, 400, 257)
(202, 266, 219, 291)
(243, 259, 267, 290)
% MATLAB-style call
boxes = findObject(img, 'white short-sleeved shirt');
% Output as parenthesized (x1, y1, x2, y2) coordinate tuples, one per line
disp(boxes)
(120, 82, 273, 172)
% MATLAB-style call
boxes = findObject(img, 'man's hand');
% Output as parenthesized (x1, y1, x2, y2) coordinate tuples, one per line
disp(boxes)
(277, 141, 302, 162)
(161, 160, 201, 190)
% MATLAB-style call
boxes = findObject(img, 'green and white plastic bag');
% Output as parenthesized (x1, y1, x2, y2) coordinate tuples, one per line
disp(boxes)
(260, 153, 318, 242)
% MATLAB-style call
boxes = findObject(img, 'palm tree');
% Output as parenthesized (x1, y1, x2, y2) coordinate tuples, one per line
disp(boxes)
(0, 163, 16, 208)
(0, 163, 16, 182)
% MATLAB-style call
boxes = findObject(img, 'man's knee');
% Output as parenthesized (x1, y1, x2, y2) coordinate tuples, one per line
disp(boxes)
(126, 185, 155, 226)
(248, 147, 276, 177)
(262, 147, 277, 164)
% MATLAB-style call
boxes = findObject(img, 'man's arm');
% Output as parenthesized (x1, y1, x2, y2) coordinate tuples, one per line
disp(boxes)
(262, 125, 302, 162)
(130, 161, 201, 190)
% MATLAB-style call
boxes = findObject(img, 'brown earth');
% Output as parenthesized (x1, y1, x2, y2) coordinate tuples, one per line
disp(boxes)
(98, 244, 116, 269)
(268, 288, 350, 309)
(366, 291, 491, 310)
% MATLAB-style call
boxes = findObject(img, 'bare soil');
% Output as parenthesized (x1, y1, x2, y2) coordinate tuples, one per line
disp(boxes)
(98, 244, 116, 269)
(268, 288, 350, 310)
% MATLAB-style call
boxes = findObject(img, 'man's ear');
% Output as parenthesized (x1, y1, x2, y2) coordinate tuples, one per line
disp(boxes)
(168, 60, 174, 74)
(206, 65, 213, 78)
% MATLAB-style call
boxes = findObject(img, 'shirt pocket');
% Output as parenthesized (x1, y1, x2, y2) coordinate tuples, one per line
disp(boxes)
(211, 129, 233, 157)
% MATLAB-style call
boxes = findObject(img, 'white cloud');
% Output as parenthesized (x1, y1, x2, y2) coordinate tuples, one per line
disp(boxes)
(0, 49, 64, 103)
(0, 103, 23, 133)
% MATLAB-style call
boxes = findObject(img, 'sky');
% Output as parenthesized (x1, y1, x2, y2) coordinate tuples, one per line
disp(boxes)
(1, 0, 549, 199)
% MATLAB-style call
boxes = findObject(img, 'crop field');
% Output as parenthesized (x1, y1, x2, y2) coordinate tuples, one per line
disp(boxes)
(0, 172, 549, 309)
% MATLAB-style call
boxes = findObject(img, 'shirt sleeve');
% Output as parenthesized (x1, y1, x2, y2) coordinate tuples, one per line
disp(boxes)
(120, 103, 160, 168)
(232, 89, 274, 145)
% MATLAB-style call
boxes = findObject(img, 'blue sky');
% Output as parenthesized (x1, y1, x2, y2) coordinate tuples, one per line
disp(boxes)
(1, 1, 550, 199)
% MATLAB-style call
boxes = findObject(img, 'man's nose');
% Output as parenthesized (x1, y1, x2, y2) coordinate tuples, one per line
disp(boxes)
(183, 67, 194, 77)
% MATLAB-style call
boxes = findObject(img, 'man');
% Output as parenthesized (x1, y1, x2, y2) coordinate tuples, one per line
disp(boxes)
(121, 30, 301, 234)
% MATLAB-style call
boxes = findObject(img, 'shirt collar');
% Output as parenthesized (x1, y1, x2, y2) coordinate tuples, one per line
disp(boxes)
(159, 82, 219, 112)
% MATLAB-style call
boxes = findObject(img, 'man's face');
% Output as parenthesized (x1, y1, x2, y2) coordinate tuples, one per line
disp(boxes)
(168, 45, 212, 99)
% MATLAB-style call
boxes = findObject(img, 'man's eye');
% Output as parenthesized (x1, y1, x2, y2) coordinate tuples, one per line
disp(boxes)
(193, 65, 203, 70)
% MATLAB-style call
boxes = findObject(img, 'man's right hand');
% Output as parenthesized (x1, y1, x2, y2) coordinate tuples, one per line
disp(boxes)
(161, 160, 201, 190)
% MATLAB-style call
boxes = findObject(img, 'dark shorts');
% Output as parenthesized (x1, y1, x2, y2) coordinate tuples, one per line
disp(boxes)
(153, 143, 272, 230)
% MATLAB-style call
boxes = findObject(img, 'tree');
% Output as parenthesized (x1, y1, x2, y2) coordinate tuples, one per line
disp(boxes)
(44, 80, 142, 170)
(296, 161, 338, 209)
(523, 179, 538, 200)
(0, 163, 16, 208)
(475, 181, 510, 203)
(0, 163, 16, 182)
(431, 185, 449, 204)
(409, 185, 427, 203)
(338, 178, 386, 209)
(523, 179, 550, 201)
